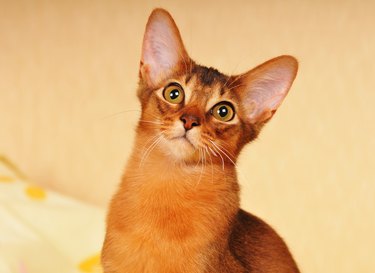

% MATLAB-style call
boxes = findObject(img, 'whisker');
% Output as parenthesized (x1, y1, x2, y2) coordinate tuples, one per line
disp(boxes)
(227, 83, 246, 91)
(227, 73, 247, 89)
(208, 141, 225, 171)
(222, 58, 245, 90)
(207, 146, 218, 157)
(222, 76, 231, 91)
(195, 147, 206, 188)
(139, 136, 163, 168)
(143, 132, 163, 148)
(208, 144, 232, 186)
(138, 120, 164, 125)
(194, 147, 202, 169)
(139, 133, 161, 153)
(205, 145, 214, 184)
(209, 140, 237, 167)
(139, 133, 164, 168)
(102, 109, 141, 120)
(211, 141, 251, 187)
(103, 109, 161, 120)
(215, 142, 236, 159)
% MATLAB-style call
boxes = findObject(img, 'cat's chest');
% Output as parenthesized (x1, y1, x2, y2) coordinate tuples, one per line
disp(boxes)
(119, 178, 219, 242)
(108, 187, 213, 272)
(105, 164, 237, 272)
(109, 232, 207, 273)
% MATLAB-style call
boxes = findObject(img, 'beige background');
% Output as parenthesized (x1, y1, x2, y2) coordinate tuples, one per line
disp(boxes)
(1, 0, 374, 272)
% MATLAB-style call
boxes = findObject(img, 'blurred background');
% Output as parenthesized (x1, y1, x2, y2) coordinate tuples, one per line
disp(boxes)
(1, 0, 374, 272)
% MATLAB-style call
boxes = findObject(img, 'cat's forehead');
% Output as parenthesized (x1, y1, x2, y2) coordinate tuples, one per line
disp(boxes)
(181, 64, 236, 108)
(187, 65, 228, 87)
(183, 65, 228, 95)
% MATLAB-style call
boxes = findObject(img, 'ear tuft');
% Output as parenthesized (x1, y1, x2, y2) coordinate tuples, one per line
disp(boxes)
(140, 9, 189, 87)
(237, 55, 298, 124)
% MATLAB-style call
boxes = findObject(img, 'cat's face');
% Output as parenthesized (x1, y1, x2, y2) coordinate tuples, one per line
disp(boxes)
(138, 65, 254, 164)
(137, 9, 298, 165)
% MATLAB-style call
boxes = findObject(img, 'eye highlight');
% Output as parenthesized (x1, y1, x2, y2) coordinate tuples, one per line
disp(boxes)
(211, 102, 235, 122)
(163, 83, 185, 104)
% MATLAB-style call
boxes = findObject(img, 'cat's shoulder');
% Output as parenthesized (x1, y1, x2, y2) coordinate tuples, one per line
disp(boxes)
(229, 209, 300, 272)
(234, 209, 275, 235)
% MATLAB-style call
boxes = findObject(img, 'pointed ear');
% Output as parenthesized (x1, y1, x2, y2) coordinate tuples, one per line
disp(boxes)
(235, 55, 298, 125)
(140, 9, 189, 87)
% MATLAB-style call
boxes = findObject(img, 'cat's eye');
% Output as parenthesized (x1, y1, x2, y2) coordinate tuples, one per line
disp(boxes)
(211, 102, 235, 122)
(163, 83, 185, 104)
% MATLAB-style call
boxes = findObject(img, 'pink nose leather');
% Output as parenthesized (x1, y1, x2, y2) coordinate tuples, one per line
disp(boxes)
(180, 114, 201, 130)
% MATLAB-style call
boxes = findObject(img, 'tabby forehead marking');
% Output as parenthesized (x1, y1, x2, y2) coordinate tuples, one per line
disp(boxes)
(183, 76, 196, 104)
(191, 65, 228, 87)
(205, 85, 223, 112)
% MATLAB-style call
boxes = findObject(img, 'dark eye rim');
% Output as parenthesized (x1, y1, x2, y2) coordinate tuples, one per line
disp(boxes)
(210, 101, 236, 121)
(162, 82, 185, 103)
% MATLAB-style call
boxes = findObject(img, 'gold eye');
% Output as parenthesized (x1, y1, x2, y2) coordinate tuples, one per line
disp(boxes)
(163, 83, 184, 104)
(212, 102, 235, 122)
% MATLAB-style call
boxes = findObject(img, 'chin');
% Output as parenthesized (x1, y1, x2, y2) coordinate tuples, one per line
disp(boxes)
(160, 136, 198, 163)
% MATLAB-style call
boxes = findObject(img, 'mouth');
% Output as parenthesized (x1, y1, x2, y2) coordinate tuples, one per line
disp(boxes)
(160, 133, 200, 162)
(171, 135, 195, 148)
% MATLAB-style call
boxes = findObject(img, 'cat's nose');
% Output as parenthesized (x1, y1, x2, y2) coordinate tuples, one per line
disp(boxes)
(180, 114, 201, 131)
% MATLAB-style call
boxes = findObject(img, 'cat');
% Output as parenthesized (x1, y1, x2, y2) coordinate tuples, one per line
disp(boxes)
(102, 8, 299, 273)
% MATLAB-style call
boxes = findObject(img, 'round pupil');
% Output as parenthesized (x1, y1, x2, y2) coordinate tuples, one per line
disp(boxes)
(169, 89, 179, 100)
(218, 106, 228, 117)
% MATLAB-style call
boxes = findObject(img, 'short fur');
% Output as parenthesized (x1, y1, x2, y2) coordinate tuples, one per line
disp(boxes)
(102, 8, 299, 273)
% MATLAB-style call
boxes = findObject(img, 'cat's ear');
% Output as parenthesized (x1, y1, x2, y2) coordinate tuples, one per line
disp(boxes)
(140, 9, 189, 87)
(235, 55, 298, 125)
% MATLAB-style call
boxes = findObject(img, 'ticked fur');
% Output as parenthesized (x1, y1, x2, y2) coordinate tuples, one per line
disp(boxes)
(102, 8, 299, 273)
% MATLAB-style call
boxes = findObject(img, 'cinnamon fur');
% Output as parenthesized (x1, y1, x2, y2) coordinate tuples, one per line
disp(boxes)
(102, 8, 299, 273)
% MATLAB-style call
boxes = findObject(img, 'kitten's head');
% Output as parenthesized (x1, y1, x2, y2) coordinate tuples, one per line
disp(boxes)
(137, 9, 298, 165)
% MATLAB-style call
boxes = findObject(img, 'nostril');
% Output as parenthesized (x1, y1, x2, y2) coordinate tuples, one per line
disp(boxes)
(180, 114, 200, 130)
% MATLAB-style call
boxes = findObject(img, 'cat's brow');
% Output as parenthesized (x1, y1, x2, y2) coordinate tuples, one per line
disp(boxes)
(185, 74, 193, 85)
(192, 65, 228, 87)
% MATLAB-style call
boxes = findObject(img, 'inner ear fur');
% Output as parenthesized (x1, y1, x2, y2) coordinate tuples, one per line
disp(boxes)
(140, 8, 190, 88)
(235, 55, 298, 125)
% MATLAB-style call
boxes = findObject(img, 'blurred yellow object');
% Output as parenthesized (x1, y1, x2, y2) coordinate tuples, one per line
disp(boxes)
(0, 176, 14, 183)
(25, 185, 47, 200)
(78, 254, 103, 273)
(0, 156, 105, 273)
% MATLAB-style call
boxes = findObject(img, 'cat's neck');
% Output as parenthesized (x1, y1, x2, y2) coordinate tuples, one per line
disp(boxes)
(125, 132, 238, 190)
(109, 132, 241, 271)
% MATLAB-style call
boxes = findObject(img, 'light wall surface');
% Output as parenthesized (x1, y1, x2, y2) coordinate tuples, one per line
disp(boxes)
(1, 1, 374, 272)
